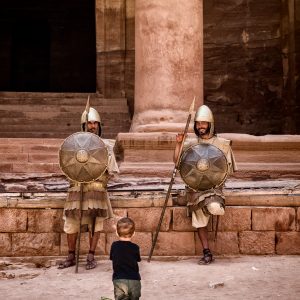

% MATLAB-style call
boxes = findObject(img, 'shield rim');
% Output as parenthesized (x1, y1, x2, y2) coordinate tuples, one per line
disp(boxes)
(59, 131, 108, 183)
(179, 143, 229, 191)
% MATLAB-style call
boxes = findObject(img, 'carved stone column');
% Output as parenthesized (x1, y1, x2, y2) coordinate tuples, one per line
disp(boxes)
(131, 0, 203, 132)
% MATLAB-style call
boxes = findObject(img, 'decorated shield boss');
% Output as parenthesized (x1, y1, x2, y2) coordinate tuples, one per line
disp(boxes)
(179, 143, 228, 191)
(59, 132, 108, 183)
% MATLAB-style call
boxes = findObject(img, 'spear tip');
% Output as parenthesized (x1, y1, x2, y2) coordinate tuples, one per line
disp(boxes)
(85, 95, 90, 113)
(189, 96, 195, 114)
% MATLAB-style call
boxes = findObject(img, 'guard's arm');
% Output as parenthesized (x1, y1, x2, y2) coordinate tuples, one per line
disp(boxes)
(173, 133, 184, 163)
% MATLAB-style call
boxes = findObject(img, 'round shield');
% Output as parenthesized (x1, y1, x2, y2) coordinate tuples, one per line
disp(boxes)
(59, 132, 108, 183)
(179, 143, 228, 191)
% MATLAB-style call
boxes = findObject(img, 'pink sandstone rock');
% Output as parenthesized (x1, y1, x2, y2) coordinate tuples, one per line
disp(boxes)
(12, 233, 60, 256)
(132, 0, 203, 132)
(297, 208, 300, 231)
(276, 232, 300, 254)
(172, 207, 195, 232)
(252, 207, 296, 231)
(153, 231, 195, 256)
(0, 233, 11, 256)
(239, 231, 275, 254)
(27, 209, 64, 233)
(0, 208, 27, 232)
(127, 207, 171, 232)
(214, 207, 252, 231)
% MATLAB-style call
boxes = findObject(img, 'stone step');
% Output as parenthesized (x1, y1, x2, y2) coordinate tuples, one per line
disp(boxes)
(0, 120, 131, 129)
(0, 102, 128, 110)
(0, 98, 126, 106)
(0, 92, 131, 138)
(118, 162, 300, 180)
(0, 131, 120, 139)
(0, 91, 102, 98)
(0, 107, 129, 117)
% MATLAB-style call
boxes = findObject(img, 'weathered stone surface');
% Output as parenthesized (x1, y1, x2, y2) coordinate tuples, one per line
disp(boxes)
(239, 231, 275, 254)
(12, 233, 60, 256)
(153, 232, 195, 256)
(195, 232, 239, 255)
(252, 207, 296, 231)
(0, 208, 27, 232)
(0, 233, 11, 256)
(276, 232, 300, 254)
(203, 1, 295, 134)
(127, 208, 171, 232)
(103, 209, 127, 233)
(131, 232, 152, 256)
(60, 232, 106, 256)
(27, 209, 63, 233)
(132, 0, 203, 132)
(214, 207, 251, 231)
(173, 207, 195, 232)
(297, 208, 300, 231)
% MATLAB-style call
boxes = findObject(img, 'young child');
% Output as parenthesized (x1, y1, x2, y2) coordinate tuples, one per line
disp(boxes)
(110, 217, 141, 300)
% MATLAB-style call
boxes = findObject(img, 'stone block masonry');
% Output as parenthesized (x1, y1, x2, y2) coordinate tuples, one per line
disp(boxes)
(1, 189, 300, 257)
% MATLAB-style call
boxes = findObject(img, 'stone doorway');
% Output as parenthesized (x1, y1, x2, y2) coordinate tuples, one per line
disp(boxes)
(0, 0, 96, 93)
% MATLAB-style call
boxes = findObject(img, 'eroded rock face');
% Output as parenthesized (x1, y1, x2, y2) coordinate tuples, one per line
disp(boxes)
(203, 0, 299, 134)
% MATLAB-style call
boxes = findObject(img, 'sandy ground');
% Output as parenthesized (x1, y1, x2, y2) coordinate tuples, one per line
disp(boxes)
(0, 256, 300, 300)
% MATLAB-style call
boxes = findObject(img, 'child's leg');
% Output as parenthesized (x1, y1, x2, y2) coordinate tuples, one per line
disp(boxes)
(113, 279, 129, 300)
(128, 280, 141, 300)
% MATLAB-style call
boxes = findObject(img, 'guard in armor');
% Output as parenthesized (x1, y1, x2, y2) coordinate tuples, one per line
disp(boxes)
(58, 104, 119, 270)
(174, 105, 237, 264)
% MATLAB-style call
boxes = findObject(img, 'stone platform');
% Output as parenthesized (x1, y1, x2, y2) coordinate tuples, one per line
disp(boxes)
(117, 133, 300, 179)
(0, 181, 300, 257)
(0, 136, 300, 257)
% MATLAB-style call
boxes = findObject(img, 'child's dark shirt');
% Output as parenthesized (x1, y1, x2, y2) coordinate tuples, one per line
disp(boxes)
(110, 240, 141, 281)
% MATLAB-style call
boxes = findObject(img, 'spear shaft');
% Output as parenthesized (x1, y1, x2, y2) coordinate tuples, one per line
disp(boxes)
(75, 95, 90, 273)
(147, 97, 195, 262)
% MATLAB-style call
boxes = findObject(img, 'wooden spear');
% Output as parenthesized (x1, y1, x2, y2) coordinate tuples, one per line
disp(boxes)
(75, 95, 90, 273)
(147, 97, 195, 262)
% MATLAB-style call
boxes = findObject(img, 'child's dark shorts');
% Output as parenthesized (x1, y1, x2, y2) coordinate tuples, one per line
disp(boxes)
(113, 279, 141, 300)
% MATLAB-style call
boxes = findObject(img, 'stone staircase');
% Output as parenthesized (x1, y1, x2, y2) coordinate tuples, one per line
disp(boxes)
(0, 92, 131, 139)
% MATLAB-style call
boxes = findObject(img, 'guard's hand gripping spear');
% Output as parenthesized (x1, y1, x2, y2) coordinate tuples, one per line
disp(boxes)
(147, 97, 195, 262)
(75, 95, 90, 273)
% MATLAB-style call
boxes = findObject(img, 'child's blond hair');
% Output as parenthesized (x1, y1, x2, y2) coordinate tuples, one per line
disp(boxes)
(117, 217, 135, 238)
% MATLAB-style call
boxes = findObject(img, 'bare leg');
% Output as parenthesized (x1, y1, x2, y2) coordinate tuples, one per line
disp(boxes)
(89, 231, 100, 252)
(67, 233, 78, 251)
(197, 227, 209, 249)
(58, 233, 78, 269)
(197, 226, 213, 264)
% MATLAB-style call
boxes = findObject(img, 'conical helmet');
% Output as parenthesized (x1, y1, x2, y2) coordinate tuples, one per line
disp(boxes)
(194, 105, 215, 138)
(80, 96, 102, 135)
(81, 107, 101, 125)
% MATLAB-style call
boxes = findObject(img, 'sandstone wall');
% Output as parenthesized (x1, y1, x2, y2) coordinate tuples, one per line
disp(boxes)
(0, 191, 299, 257)
(203, 0, 299, 135)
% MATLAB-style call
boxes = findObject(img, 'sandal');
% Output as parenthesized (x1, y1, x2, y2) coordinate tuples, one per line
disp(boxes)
(58, 253, 76, 269)
(86, 254, 97, 270)
(198, 249, 214, 265)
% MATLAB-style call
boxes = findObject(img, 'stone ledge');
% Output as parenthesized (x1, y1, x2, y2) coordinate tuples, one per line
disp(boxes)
(1, 188, 299, 208)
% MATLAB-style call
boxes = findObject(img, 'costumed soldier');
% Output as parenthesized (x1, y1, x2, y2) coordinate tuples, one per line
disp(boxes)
(58, 105, 119, 270)
(174, 105, 237, 264)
